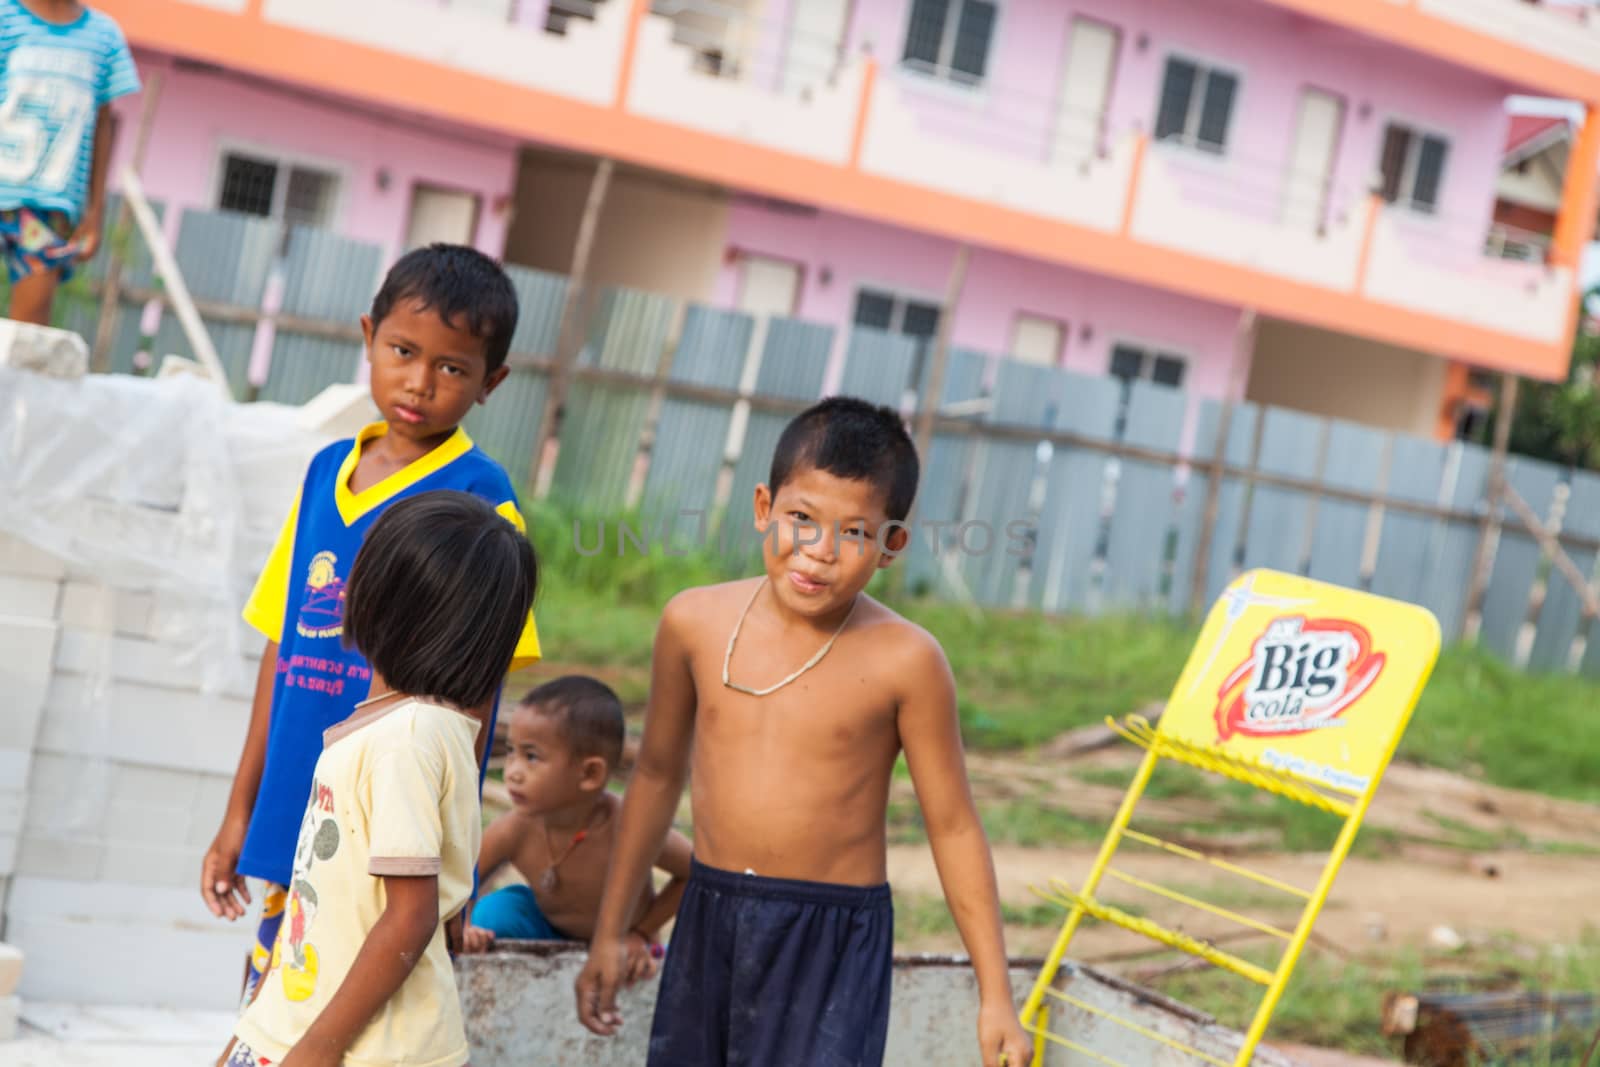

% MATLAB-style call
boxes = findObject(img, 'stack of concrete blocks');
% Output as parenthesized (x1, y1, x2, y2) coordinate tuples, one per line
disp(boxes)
(0, 329, 374, 1012)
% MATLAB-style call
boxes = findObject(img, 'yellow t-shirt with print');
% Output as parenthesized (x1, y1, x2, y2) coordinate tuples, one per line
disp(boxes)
(234, 698, 482, 1067)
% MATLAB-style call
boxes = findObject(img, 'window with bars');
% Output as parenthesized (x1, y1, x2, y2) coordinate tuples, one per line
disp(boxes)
(1154, 57, 1238, 154)
(1108, 342, 1185, 439)
(1378, 123, 1449, 214)
(854, 288, 942, 340)
(217, 151, 340, 230)
(901, 0, 997, 86)
(1109, 343, 1186, 388)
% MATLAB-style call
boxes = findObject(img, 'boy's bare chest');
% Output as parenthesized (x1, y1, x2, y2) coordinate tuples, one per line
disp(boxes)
(510, 824, 612, 910)
(688, 646, 899, 749)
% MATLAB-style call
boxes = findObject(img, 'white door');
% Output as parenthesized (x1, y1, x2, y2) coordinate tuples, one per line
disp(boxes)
(726, 255, 804, 462)
(405, 185, 480, 250)
(1052, 18, 1120, 162)
(1010, 314, 1065, 366)
(1281, 89, 1344, 230)
(737, 255, 801, 318)
(781, 0, 851, 96)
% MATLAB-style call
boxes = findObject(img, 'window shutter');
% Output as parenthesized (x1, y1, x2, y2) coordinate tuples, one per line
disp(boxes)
(1377, 124, 1410, 204)
(1413, 135, 1448, 211)
(1156, 59, 1197, 142)
(903, 0, 949, 67)
(951, 0, 997, 81)
(1197, 71, 1236, 152)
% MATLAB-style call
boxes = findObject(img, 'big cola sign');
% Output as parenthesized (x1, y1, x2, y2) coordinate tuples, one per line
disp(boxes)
(1213, 616, 1386, 742)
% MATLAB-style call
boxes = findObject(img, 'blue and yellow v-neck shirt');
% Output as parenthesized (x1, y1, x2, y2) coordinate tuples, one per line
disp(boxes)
(237, 422, 541, 886)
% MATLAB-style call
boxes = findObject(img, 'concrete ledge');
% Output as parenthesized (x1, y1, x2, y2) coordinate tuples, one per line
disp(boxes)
(456, 945, 1301, 1067)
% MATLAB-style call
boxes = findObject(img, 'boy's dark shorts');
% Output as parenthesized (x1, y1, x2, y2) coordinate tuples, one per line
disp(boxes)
(647, 857, 894, 1067)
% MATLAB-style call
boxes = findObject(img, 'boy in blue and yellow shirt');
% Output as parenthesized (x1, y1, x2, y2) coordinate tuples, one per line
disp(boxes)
(199, 244, 542, 1005)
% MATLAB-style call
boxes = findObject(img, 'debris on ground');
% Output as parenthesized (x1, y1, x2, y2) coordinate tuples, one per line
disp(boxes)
(1381, 988, 1598, 1066)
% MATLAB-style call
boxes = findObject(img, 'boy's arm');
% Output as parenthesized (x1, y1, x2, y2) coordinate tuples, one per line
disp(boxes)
(72, 105, 117, 262)
(473, 811, 520, 888)
(629, 828, 694, 943)
(898, 633, 1032, 1067)
(279, 874, 438, 1067)
(201, 637, 277, 921)
(576, 596, 699, 1035)
(460, 813, 522, 953)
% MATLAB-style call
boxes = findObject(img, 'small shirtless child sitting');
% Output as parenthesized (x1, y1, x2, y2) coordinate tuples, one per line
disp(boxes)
(577, 396, 1032, 1067)
(464, 675, 692, 984)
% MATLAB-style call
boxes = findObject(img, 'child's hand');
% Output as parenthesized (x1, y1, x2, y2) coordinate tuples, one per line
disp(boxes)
(621, 930, 661, 985)
(575, 936, 628, 1036)
(462, 925, 496, 954)
(200, 823, 251, 921)
(979, 999, 1033, 1067)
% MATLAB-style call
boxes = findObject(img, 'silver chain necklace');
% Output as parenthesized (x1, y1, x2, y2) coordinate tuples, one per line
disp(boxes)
(722, 578, 859, 697)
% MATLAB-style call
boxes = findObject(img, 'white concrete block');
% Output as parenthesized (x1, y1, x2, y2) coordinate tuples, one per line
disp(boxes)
(0, 618, 57, 749)
(0, 993, 16, 1041)
(0, 319, 89, 378)
(8, 877, 250, 1010)
(0, 832, 17, 876)
(99, 842, 199, 890)
(53, 629, 258, 700)
(187, 777, 233, 848)
(53, 627, 260, 700)
(0, 942, 22, 997)
(15, 836, 102, 881)
(57, 582, 154, 638)
(296, 382, 377, 438)
(0, 534, 65, 580)
(111, 764, 202, 813)
(0, 574, 58, 620)
(37, 675, 250, 775)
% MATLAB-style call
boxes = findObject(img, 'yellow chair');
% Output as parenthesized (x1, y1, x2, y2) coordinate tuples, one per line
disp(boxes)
(1019, 569, 1440, 1065)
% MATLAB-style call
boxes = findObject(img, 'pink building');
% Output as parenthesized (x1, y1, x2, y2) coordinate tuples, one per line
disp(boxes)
(97, 0, 1600, 441)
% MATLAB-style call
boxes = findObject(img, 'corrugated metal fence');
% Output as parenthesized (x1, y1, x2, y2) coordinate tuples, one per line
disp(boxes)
(54, 203, 1600, 677)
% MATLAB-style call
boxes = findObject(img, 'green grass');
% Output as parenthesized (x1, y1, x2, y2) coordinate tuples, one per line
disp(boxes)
(1402, 644, 1600, 804)
(894, 891, 1121, 940)
(516, 500, 1600, 802)
(1155, 930, 1600, 1061)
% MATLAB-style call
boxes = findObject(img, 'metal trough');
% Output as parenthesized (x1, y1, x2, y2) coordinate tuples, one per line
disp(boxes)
(457, 945, 1302, 1065)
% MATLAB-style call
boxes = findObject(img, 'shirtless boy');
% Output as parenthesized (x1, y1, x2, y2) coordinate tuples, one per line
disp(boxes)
(576, 396, 1032, 1067)
(462, 675, 692, 984)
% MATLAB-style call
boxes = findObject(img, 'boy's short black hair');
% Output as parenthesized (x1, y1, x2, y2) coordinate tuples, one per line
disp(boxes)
(344, 490, 537, 710)
(369, 244, 520, 374)
(521, 675, 625, 771)
(768, 395, 920, 522)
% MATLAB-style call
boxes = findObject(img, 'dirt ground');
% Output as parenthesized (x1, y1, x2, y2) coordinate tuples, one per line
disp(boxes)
(890, 747, 1600, 963)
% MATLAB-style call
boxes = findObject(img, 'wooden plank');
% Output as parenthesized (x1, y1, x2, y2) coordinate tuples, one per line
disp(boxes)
(1240, 407, 1324, 576)
(1306, 419, 1387, 589)
(1032, 370, 1119, 613)
(1421, 443, 1493, 642)
(1526, 470, 1600, 672)
(839, 328, 919, 408)
(1102, 380, 1185, 611)
(1182, 400, 1260, 610)
(463, 368, 548, 493)
(1478, 457, 1563, 661)
(1370, 434, 1449, 606)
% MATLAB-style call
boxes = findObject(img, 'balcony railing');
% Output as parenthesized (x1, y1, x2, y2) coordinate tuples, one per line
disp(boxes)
(230, 0, 1581, 357)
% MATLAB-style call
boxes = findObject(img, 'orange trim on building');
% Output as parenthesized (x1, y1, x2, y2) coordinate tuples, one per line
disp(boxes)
(1551, 106, 1600, 270)
(848, 57, 877, 170)
(1353, 194, 1383, 296)
(98, 0, 1574, 383)
(1255, 0, 1600, 104)
(1119, 133, 1147, 237)
(614, 0, 649, 111)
